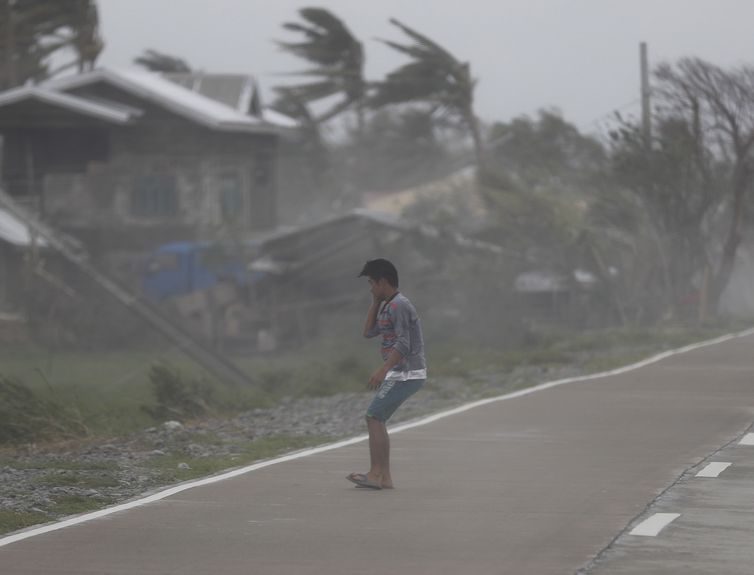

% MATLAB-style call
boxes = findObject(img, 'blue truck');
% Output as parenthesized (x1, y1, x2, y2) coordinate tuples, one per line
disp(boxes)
(142, 241, 266, 301)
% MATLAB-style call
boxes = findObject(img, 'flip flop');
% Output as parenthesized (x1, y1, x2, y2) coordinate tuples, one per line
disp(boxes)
(355, 483, 394, 490)
(346, 472, 382, 490)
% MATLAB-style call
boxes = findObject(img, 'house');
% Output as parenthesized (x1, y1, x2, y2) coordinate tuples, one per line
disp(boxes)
(0, 68, 295, 277)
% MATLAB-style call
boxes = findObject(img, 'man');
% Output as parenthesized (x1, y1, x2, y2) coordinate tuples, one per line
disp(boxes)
(347, 258, 427, 490)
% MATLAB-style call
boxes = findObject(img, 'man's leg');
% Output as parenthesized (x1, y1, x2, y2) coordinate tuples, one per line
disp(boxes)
(351, 379, 424, 488)
(366, 416, 392, 488)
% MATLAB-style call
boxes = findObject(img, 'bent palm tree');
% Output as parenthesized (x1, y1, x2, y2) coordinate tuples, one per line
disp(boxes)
(372, 18, 485, 169)
(1, 0, 103, 88)
(275, 7, 365, 127)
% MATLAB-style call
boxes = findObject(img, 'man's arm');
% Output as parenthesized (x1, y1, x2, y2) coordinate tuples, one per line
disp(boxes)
(368, 348, 404, 389)
(363, 297, 381, 338)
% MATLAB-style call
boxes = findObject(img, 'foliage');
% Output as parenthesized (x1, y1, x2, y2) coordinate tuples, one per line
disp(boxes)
(275, 7, 366, 125)
(142, 363, 216, 422)
(474, 112, 609, 270)
(488, 109, 607, 194)
(371, 18, 484, 167)
(0, 0, 103, 89)
(606, 115, 720, 320)
(333, 106, 451, 191)
(0, 375, 88, 444)
(478, 166, 584, 263)
(608, 57, 754, 316)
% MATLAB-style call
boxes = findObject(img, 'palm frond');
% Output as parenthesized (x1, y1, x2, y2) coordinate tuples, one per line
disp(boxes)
(387, 18, 457, 63)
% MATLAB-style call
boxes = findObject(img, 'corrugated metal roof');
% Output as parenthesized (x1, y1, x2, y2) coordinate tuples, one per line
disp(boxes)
(0, 207, 48, 247)
(164, 73, 250, 110)
(0, 86, 137, 124)
(44, 68, 280, 134)
(162, 72, 299, 129)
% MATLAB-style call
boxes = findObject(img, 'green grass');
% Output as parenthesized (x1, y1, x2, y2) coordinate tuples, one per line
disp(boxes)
(0, 349, 206, 436)
(50, 495, 109, 516)
(145, 435, 335, 483)
(34, 472, 120, 489)
(0, 459, 118, 472)
(0, 510, 50, 534)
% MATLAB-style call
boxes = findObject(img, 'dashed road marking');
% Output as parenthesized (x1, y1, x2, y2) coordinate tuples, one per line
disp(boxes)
(738, 433, 754, 446)
(630, 513, 681, 537)
(696, 462, 732, 478)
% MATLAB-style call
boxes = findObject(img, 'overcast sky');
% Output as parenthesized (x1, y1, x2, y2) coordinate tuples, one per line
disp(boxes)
(95, 0, 754, 133)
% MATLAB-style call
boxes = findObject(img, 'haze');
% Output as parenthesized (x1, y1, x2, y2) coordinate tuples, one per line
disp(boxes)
(95, 0, 754, 131)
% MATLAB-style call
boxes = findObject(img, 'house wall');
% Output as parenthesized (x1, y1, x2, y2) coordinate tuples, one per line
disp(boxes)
(40, 129, 277, 238)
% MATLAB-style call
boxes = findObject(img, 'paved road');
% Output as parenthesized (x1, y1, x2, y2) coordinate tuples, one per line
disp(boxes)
(2, 333, 754, 574)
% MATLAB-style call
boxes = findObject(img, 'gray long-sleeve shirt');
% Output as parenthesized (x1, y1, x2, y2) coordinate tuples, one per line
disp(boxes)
(365, 292, 427, 381)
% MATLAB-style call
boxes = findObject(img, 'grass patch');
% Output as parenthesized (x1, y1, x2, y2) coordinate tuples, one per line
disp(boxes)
(0, 459, 118, 472)
(51, 495, 108, 516)
(34, 472, 120, 489)
(0, 510, 50, 534)
(145, 435, 334, 483)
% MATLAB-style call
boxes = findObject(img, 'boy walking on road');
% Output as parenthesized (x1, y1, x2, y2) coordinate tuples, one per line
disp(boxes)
(347, 259, 427, 490)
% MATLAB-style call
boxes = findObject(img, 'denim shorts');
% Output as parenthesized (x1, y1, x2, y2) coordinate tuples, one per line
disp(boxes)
(366, 378, 425, 422)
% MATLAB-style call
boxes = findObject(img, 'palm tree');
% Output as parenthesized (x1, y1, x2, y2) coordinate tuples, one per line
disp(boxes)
(275, 7, 366, 128)
(69, 0, 103, 72)
(371, 18, 485, 169)
(0, 0, 103, 89)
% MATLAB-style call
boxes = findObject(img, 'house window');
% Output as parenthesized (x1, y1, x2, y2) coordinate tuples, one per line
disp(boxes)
(219, 172, 243, 221)
(131, 174, 178, 218)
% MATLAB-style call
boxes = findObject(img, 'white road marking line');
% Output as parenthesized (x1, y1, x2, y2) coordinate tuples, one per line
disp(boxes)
(739, 433, 754, 446)
(696, 462, 732, 478)
(2, 327, 754, 549)
(630, 513, 681, 536)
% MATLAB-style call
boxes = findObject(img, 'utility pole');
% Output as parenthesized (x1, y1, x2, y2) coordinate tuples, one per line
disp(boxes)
(640, 41, 651, 148)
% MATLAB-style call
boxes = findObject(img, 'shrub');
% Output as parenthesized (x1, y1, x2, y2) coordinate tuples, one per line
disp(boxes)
(142, 363, 216, 422)
(0, 376, 88, 444)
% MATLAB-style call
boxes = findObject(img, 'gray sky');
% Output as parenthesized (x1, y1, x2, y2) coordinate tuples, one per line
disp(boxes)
(95, 0, 754, 132)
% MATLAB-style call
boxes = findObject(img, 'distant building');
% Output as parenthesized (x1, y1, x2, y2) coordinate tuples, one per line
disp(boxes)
(0, 68, 296, 263)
